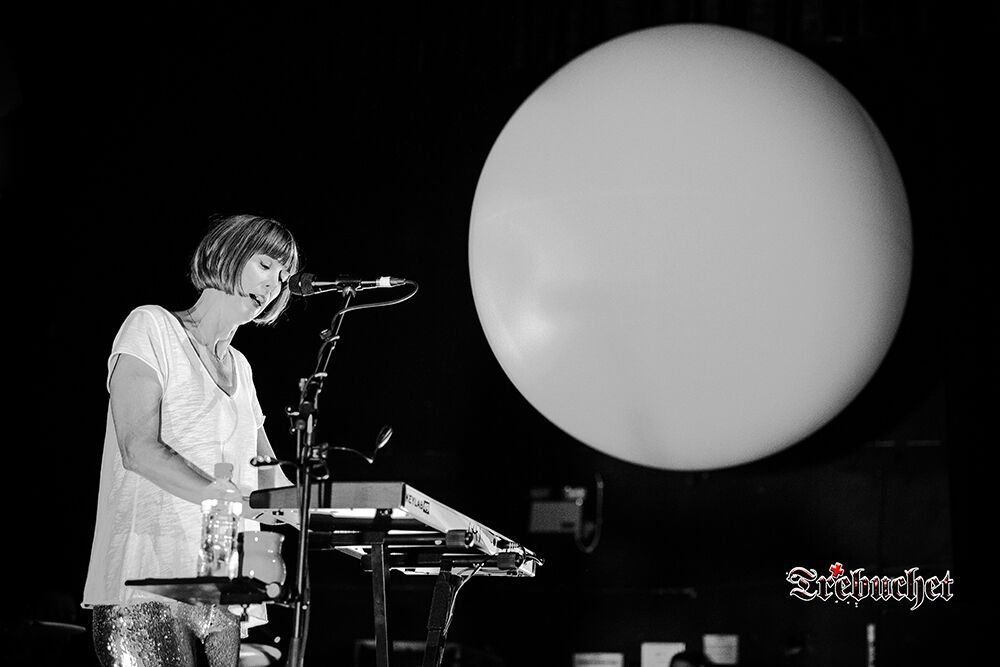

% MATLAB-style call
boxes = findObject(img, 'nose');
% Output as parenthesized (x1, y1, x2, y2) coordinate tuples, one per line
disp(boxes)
(262, 270, 283, 296)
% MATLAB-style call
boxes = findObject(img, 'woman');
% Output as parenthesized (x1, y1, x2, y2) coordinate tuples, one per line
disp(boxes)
(83, 214, 300, 666)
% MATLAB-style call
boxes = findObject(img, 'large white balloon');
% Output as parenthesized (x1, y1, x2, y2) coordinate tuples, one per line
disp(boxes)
(469, 25, 911, 470)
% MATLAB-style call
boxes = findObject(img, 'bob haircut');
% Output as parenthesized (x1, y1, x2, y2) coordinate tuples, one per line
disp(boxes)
(189, 214, 301, 325)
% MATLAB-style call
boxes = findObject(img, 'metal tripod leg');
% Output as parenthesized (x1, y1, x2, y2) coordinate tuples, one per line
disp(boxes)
(371, 541, 390, 667)
(423, 562, 462, 667)
(370, 509, 392, 667)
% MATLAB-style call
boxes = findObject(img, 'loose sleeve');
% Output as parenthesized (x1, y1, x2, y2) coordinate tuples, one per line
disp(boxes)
(106, 307, 169, 392)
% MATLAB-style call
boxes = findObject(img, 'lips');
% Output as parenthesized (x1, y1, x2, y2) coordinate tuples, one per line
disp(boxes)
(249, 293, 264, 308)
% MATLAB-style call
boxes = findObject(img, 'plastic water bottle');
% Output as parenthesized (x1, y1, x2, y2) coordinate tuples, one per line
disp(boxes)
(197, 462, 244, 578)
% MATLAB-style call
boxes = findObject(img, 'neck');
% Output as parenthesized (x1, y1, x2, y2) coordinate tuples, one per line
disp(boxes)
(180, 289, 243, 358)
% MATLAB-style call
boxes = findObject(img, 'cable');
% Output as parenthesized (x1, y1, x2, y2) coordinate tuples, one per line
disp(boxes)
(445, 562, 483, 623)
(575, 473, 604, 554)
(304, 281, 420, 400)
(334, 280, 420, 316)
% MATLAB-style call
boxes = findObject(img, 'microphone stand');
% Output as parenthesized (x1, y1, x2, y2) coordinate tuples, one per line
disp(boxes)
(285, 288, 355, 667)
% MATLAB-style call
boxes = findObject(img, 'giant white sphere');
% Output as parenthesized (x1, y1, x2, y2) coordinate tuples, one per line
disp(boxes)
(469, 25, 911, 470)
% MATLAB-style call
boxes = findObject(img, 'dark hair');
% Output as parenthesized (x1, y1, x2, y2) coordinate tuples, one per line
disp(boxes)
(189, 214, 301, 325)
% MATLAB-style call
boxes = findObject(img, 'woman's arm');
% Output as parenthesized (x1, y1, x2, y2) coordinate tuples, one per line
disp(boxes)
(256, 426, 295, 489)
(109, 353, 215, 504)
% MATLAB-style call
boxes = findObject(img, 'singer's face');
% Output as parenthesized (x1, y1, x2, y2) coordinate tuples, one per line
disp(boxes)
(240, 253, 290, 314)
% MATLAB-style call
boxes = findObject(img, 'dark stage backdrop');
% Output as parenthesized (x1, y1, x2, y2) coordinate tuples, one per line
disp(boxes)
(1, 2, 992, 665)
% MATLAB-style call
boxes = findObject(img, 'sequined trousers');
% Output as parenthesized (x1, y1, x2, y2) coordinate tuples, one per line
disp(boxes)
(92, 601, 240, 667)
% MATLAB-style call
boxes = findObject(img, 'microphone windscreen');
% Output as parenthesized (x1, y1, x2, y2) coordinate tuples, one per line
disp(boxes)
(288, 272, 315, 296)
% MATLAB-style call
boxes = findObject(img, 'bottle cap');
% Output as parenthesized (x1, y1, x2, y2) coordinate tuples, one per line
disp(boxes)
(214, 462, 234, 480)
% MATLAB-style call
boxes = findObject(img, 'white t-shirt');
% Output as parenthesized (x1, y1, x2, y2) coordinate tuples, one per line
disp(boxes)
(83, 305, 268, 628)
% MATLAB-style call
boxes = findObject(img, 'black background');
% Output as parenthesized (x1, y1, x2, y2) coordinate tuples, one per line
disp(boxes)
(1, 1, 993, 665)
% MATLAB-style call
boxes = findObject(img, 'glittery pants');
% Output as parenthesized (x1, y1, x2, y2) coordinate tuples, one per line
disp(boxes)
(92, 601, 240, 667)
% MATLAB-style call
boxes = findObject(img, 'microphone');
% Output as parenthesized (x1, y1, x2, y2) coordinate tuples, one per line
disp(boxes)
(287, 272, 408, 296)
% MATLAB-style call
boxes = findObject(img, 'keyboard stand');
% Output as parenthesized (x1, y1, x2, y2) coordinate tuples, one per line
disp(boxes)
(249, 481, 541, 667)
(312, 519, 519, 667)
(369, 509, 393, 667)
(424, 561, 462, 667)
